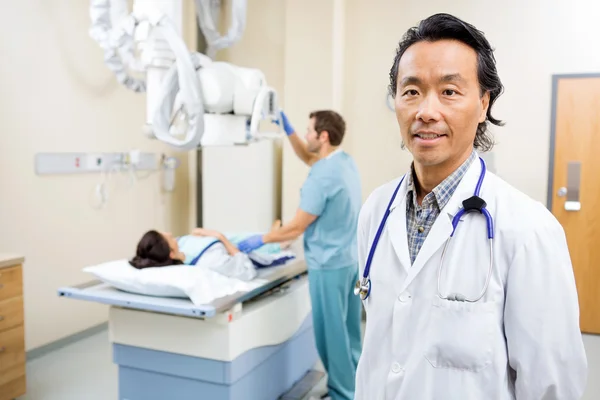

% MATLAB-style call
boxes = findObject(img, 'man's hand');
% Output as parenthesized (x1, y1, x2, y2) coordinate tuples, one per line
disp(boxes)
(274, 110, 295, 136)
(237, 235, 265, 253)
(275, 109, 319, 166)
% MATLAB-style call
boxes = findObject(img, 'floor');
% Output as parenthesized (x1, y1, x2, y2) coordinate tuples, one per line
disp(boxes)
(17, 327, 327, 400)
(17, 328, 600, 399)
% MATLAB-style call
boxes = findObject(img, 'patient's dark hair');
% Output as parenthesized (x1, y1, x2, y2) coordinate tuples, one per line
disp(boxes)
(129, 230, 183, 270)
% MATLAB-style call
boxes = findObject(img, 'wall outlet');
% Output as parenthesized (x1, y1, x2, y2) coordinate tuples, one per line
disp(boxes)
(35, 152, 159, 175)
(85, 154, 106, 171)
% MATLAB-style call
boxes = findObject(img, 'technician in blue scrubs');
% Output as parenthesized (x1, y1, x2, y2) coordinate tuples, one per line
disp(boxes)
(237, 110, 363, 400)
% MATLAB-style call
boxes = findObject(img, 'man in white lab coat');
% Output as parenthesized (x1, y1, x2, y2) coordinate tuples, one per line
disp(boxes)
(354, 13, 588, 399)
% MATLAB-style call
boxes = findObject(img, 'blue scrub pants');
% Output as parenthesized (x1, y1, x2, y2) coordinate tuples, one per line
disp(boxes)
(308, 265, 362, 400)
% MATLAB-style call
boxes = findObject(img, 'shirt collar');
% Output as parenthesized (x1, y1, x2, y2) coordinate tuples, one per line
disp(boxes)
(406, 150, 477, 210)
(326, 148, 343, 159)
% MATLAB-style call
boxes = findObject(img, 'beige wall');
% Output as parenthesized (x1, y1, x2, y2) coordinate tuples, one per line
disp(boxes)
(222, 0, 600, 209)
(218, 0, 347, 221)
(0, 0, 195, 350)
(4, 0, 600, 349)
(345, 0, 600, 202)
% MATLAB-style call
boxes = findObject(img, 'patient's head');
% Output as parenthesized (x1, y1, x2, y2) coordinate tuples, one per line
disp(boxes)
(129, 230, 185, 269)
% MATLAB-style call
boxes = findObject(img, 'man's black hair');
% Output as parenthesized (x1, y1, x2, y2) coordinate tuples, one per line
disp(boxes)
(389, 13, 504, 151)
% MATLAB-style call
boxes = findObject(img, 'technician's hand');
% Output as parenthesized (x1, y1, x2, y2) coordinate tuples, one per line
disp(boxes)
(273, 110, 295, 136)
(237, 235, 264, 253)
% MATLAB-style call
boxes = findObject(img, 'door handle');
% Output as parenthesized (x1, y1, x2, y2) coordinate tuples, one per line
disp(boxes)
(564, 161, 581, 211)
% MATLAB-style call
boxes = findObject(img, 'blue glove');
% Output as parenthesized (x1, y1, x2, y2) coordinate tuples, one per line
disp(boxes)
(273, 110, 295, 136)
(237, 235, 264, 253)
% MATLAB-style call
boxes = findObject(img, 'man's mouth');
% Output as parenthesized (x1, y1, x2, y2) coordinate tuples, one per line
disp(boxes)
(414, 132, 446, 140)
(416, 133, 443, 139)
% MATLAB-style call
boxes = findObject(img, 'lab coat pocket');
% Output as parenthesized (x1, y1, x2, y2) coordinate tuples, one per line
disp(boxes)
(424, 297, 495, 372)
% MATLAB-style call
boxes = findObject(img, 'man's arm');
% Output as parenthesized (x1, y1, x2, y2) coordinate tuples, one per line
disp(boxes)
(263, 209, 317, 243)
(278, 110, 318, 166)
(288, 133, 319, 166)
(237, 172, 326, 254)
(504, 218, 587, 399)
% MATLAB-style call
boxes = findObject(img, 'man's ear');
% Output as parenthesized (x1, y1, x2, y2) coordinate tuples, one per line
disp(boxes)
(479, 91, 490, 123)
(319, 130, 330, 143)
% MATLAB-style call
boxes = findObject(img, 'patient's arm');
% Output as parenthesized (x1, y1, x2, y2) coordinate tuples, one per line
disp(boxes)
(191, 228, 240, 256)
(217, 235, 240, 256)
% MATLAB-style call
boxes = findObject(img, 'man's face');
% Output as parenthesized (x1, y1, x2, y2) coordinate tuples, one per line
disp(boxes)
(394, 39, 489, 168)
(305, 117, 323, 153)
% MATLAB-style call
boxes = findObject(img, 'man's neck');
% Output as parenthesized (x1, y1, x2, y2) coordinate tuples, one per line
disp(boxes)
(318, 145, 339, 160)
(413, 149, 472, 204)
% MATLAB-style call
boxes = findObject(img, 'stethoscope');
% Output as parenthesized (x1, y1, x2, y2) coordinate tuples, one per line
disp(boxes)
(354, 157, 494, 302)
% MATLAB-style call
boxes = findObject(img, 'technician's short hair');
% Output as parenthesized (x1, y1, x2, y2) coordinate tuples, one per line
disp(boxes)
(309, 110, 346, 146)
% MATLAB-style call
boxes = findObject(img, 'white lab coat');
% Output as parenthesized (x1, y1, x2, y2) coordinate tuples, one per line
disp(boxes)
(355, 158, 588, 400)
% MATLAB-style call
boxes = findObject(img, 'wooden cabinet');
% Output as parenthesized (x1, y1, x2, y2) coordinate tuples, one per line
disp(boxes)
(0, 255, 26, 400)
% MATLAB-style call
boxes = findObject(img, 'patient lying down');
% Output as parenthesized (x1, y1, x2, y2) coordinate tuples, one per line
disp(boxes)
(129, 221, 292, 281)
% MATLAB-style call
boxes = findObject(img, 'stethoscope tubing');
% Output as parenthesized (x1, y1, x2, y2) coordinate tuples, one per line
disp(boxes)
(356, 157, 494, 302)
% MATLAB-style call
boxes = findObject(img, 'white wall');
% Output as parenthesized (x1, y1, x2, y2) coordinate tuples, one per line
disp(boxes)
(0, 0, 195, 350)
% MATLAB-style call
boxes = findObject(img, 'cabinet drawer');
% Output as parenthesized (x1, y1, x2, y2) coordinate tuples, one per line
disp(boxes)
(0, 375, 26, 400)
(0, 266, 22, 301)
(0, 325, 25, 387)
(0, 296, 23, 332)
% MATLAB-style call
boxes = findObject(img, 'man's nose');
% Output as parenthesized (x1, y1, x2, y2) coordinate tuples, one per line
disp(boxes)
(416, 94, 442, 122)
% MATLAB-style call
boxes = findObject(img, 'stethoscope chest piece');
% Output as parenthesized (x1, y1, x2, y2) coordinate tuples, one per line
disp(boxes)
(354, 277, 371, 300)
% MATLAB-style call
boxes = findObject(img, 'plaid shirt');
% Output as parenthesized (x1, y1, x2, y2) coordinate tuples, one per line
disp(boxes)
(405, 151, 476, 264)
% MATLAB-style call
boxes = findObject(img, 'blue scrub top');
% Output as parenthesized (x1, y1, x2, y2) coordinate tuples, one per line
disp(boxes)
(299, 150, 362, 270)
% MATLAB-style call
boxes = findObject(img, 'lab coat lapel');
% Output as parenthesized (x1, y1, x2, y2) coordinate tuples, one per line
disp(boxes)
(386, 180, 412, 273)
(401, 159, 483, 291)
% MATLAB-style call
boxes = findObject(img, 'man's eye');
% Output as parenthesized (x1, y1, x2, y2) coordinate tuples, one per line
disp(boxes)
(443, 89, 456, 96)
(403, 89, 419, 96)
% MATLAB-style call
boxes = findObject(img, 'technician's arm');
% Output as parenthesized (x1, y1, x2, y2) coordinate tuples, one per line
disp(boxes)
(262, 209, 317, 243)
(503, 219, 587, 399)
(278, 110, 318, 167)
(288, 133, 319, 166)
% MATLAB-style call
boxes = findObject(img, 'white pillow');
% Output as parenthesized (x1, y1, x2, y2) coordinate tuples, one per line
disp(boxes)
(83, 259, 265, 306)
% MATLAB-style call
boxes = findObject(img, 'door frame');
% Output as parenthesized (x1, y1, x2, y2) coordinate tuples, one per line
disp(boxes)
(546, 73, 600, 210)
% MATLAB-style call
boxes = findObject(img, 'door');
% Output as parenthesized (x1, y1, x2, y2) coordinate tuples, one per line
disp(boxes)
(549, 74, 600, 334)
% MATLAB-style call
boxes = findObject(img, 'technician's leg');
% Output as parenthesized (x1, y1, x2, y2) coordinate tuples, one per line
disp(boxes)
(345, 266, 363, 370)
(308, 268, 330, 374)
(308, 266, 358, 400)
